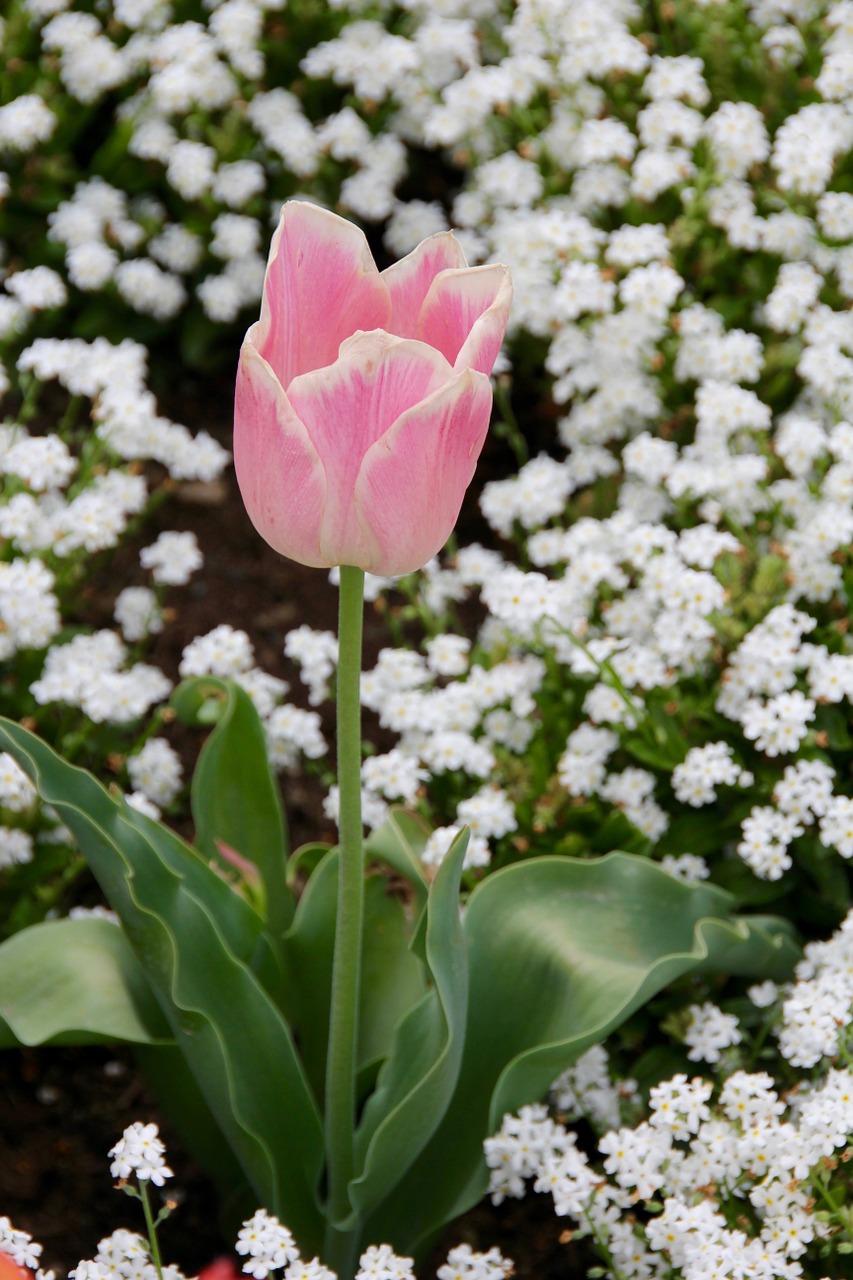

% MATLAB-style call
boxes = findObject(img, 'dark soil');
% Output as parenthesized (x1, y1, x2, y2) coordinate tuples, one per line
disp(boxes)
(1, 369, 575, 1279)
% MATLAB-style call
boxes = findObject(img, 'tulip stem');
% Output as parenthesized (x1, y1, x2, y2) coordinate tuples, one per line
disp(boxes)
(325, 563, 366, 1251)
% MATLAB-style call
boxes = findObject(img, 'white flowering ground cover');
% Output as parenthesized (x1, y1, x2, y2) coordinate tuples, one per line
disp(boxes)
(5, 0, 853, 1275)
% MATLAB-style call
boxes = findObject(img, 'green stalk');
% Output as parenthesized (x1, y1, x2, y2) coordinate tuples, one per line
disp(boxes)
(139, 1180, 165, 1280)
(324, 564, 366, 1273)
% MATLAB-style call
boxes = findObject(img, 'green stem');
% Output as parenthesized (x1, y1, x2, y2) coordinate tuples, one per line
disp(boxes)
(139, 1180, 165, 1280)
(325, 564, 366, 1254)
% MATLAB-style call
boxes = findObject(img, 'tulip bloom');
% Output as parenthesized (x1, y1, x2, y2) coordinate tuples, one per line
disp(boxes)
(234, 201, 511, 576)
(0, 1255, 30, 1280)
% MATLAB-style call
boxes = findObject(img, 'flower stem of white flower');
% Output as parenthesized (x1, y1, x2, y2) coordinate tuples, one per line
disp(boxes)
(139, 1177, 165, 1280)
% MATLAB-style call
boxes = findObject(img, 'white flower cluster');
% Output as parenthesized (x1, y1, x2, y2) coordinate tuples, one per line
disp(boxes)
(3, 1128, 512, 1280)
(777, 904, 853, 1067)
(31, 631, 172, 727)
(0, 1214, 53, 1280)
(307, 613, 542, 847)
(550, 1043, 639, 1132)
(71, 1230, 186, 1280)
(485, 896, 853, 1280)
(234, 1210, 510, 1280)
(271, 0, 853, 899)
(0, 339, 231, 865)
(7, 0, 853, 917)
(488, 1063, 851, 1279)
(177, 624, 326, 773)
(108, 1121, 173, 1186)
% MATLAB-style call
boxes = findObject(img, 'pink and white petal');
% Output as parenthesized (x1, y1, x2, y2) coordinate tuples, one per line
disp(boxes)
(286, 331, 455, 569)
(381, 232, 469, 339)
(354, 368, 494, 576)
(233, 340, 330, 568)
(418, 264, 512, 374)
(255, 201, 391, 388)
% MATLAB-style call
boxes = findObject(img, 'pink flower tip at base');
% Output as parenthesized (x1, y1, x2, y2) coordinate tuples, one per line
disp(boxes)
(234, 200, 512, 576)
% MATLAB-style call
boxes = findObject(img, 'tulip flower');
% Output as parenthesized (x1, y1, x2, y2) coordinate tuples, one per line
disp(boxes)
(0, 1255, 30, 1280)
(234, 200, 511, 576)
(197, 1259, 240, 1280)
(232, 201, 512, 1273)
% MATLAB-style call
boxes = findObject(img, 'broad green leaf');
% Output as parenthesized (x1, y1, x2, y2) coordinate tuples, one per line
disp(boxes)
(362, 852, 799, 1256)
(0, 717, 325, 1255)
(0, 918, 170, 1047)
(172, 677, 294, 937)
(346, 831, 469, 1228)
(282, 850, 427, 1108)
(359, 876, 428, 1075)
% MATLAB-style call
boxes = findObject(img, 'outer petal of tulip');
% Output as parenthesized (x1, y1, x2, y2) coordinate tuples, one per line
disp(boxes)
(197, 1259, 240, 1280)
(418, 264, 513, 374)
(255, 201, 391, 387)
(355, 366, 494, 576)
(286, 330, 455, 572)
(233, 339, 330, 567)
(381, 232, 468, 339)
(0, 1255, 30, 1280)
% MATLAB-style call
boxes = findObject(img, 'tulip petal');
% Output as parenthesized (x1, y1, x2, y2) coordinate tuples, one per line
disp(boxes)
(286, 331, 456, 570)
(233, 339, 330, 568)
(419, 264, 513, 374)
(381, 232, 469, 339)
(255, 201, 391, 387)
(355, 367, 494, 576)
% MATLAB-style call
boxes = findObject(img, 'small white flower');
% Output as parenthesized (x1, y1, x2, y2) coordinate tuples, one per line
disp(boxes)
(108, 1122, 172, 1186)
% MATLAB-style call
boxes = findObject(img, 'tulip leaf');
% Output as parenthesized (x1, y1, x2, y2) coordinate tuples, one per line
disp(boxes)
(0, 716, 325, 1256)
(172, 677, 294, 938)
(364, 809, 430, 911)
(0, 917, 170, 1047)
(282, 849, 428, 1107)
(346, 830, 469, 1228)
(361, 852, 799, 1256)
(287, 841, 333, 886)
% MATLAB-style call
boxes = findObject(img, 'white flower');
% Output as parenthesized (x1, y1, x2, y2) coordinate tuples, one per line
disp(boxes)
(683, 1002, 741, 1064)
(108, 1122, 172, 1186)
(6, 266, 67, 310)
(0, 827, 34, 868)
(0, 753, 37, 812)
(114, 586, 163, 643)
(127, 739, 183, 808)
(237, 1210, 300, 1280)
(0, 94, 57, 151)
(180, 625, 253, 678)
(140, 530, 203, 586)
(356, 1244, 415, 1280)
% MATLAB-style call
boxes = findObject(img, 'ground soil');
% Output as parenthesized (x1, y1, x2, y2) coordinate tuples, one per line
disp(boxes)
(1, 368, 576, 1278)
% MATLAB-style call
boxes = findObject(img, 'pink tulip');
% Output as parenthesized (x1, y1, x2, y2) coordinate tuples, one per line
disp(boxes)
(0, 1254, 30, 1280)
(234, 201, 512, 576)
(196, 1259, 240, 1280)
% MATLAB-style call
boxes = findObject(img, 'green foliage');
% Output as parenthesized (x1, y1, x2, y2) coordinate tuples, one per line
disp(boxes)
(0, 713, 326, 1254)
(0, 691, 800, 1269)
(172, 677, 294, 936)
(0, 916, 169, 1047)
